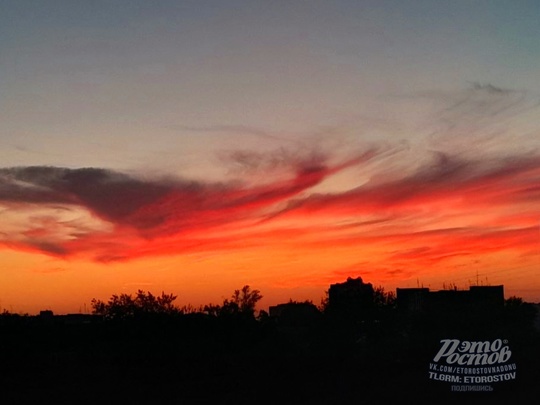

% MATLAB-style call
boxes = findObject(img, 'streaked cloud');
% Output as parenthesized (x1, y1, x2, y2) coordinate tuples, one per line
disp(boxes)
(0, 86, 539, 290)
(0, 146, 381, 259)
(1, 143, 539, 266)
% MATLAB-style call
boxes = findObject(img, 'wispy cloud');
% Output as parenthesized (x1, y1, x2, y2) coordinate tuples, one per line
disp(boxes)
(167, 124, 296, 143)
(1, 86, 539, 273)
(0, 146, 382, 259)
(1, 142, 539, 265)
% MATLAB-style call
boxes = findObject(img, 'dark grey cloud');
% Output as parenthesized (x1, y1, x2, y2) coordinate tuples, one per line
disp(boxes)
(0, 146, 375, 242)
(0, 166, 191, 223)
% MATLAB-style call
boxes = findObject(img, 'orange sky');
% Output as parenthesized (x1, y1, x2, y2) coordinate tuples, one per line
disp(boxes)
(1, 128, 540, 313)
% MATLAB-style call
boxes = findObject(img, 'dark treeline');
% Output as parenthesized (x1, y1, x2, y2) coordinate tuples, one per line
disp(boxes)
(0, 277, 538, 404)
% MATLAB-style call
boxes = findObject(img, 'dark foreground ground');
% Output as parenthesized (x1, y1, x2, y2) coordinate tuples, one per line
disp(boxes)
(1, 311, 538, 405)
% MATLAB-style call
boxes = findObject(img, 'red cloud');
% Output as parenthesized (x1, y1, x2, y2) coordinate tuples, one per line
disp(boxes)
(1, 147, 539, 267)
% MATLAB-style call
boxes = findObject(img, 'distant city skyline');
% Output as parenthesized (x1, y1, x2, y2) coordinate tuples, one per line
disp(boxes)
(1, 1, 540, 313)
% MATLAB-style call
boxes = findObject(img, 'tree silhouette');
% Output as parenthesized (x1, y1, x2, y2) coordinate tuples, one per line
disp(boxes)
(373, 286, 396, 308)
(203, 285, 262, 318)
(228, 285, 262, 315)
(91, 290, 179, 320)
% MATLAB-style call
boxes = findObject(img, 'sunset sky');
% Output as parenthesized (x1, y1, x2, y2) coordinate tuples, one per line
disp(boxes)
(1, 1, 540, 314)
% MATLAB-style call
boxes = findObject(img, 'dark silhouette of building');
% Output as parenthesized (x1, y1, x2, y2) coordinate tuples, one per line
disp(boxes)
(38, 309, 55, 325)
(325, 277, 375, 323)
(62, 313, 100, 325)
(32, 311, 101, 326)
(396, 285, 504, 313)
(395, 288, 430, 312)
(39, 310, 54, 318)
(328, 277, 374, 307)
(534, 304, 540, 331)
